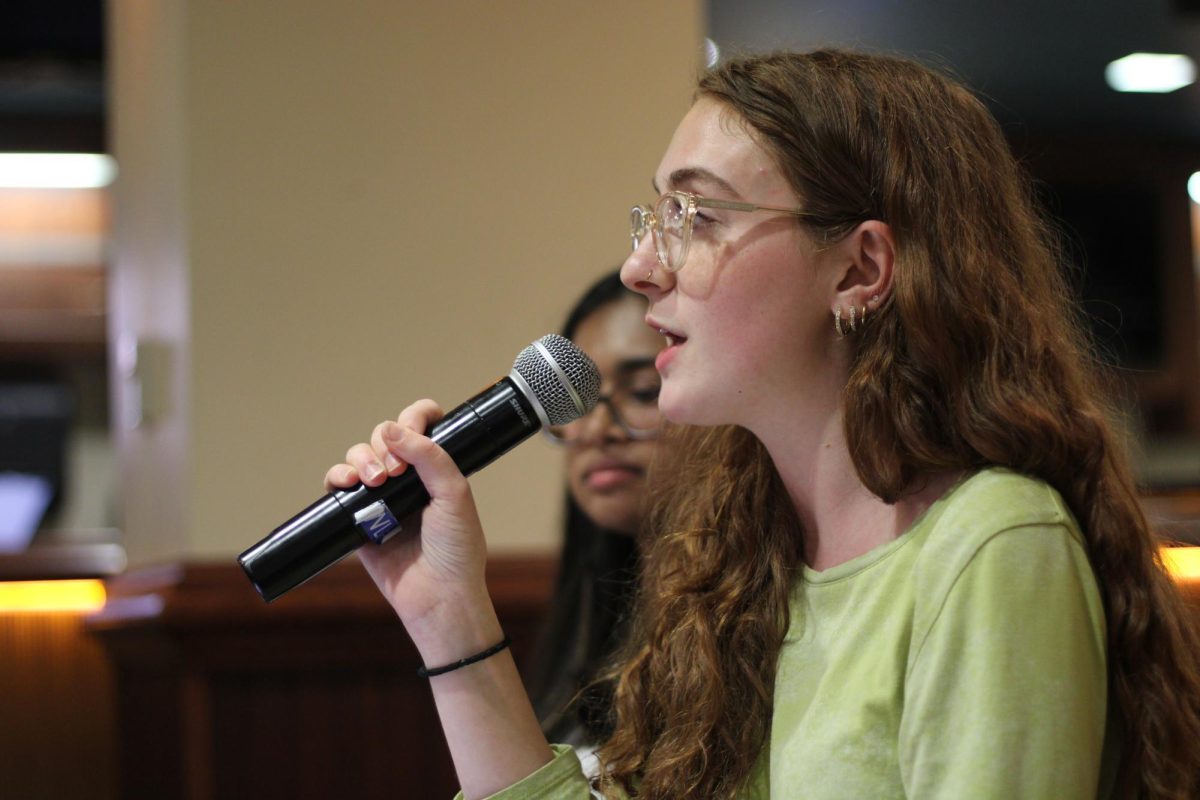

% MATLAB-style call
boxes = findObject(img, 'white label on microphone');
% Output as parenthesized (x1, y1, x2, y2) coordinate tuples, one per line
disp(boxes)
(354, 500, 401, 544)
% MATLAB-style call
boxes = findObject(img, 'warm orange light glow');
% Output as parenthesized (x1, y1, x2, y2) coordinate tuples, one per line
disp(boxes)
(1161, 547, 1200, 582)
(0, 580, 106, 613)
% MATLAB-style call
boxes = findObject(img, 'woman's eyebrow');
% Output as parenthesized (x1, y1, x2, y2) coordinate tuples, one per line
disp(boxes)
(652, 168, 741, 199)
(668, 167, 741, 199)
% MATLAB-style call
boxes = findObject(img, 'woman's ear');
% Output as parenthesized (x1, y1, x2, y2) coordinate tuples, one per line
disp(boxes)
(832, 219, 894, 314)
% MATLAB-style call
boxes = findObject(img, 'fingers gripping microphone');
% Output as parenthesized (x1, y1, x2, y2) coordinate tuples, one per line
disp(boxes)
(238, 334, 600, 602)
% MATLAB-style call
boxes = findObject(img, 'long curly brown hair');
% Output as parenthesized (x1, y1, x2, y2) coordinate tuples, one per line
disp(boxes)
(593, 50, 1200, 799)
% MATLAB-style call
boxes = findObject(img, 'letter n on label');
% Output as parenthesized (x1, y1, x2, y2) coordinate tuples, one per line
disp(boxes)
(355, 501, 401, 544)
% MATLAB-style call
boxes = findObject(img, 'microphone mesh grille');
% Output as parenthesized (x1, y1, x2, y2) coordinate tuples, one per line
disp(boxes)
(513, 334, 600, 426)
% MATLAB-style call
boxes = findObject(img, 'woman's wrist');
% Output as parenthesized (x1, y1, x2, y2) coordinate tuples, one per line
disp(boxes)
(400, 585, 504, 669)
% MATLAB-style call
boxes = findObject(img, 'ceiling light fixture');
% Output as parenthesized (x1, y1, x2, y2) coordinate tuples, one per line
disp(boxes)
(1105, 52, 1196, 93)
(0, 153, 117, 189)
(704, 38, 721, 69)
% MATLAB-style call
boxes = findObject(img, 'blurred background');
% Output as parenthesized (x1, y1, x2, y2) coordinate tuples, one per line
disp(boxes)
(0, 1, 1198, 797)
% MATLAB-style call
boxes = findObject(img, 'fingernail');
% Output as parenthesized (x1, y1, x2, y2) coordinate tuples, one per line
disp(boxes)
(363, 462, 384, 481)
(384, 453, 402, 472)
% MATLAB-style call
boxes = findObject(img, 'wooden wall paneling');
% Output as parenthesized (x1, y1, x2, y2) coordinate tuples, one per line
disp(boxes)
(87, 555, 557, 800)
(0, 609, 115, 800)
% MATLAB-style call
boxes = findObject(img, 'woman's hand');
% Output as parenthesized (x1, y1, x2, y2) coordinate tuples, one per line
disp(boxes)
(324, 399, 489, 634)
(327, 401, 556, 797)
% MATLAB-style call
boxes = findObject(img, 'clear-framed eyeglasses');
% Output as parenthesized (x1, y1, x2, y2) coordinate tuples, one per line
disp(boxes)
(630, 190, 814, 272)
(544, 364, 661, 444)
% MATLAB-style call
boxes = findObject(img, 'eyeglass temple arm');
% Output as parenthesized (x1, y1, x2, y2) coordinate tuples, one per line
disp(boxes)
(694, 196, 812, 217)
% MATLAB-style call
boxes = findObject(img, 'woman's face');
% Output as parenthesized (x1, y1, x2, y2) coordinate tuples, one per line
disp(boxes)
(620, 98, 840, 432)
(563, 295, 663, 534)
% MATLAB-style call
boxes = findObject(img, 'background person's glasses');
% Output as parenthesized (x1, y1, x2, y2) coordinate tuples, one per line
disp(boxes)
(544, 374, 660, 444)
(630, 190, 814, 272)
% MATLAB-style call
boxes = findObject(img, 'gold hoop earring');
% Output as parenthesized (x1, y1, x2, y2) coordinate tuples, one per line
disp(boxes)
(834, 306, 845, 338)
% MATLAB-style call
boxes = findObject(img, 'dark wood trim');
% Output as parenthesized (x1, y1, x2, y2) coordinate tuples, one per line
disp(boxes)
(86, 554, 558, 800)
(0, 608, 116, 800)
(0, 540, 126, 580)
(0, 265, 107, 362)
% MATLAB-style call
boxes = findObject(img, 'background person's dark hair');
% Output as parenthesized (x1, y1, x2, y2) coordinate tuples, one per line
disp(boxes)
(527, 269, 643, 744)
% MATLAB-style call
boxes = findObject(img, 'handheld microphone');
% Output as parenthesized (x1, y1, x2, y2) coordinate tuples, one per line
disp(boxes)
(238, 334, 600, 602)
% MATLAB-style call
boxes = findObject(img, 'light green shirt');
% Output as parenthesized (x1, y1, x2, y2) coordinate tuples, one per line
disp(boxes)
(465, 469, 1116, 799)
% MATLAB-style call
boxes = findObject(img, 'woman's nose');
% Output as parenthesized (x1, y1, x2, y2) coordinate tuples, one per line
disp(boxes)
(620, 236, 672, 296)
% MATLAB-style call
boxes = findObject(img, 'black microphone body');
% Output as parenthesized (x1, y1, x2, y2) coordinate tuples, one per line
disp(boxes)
(238, 335, 600, 602)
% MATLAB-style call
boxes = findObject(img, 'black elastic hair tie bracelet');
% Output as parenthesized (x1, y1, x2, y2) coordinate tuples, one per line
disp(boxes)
(417, 635, 513, 678)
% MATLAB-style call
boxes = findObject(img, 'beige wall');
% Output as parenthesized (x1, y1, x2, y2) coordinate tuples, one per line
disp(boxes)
(108, 1, 704, 566)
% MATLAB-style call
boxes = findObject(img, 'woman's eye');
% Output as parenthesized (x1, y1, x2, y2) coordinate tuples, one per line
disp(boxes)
(629, 386, 661, 404)
(690, 213, 721, 237)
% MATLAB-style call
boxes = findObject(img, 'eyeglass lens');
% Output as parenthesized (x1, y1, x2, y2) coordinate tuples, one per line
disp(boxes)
(547, 366, 660, 441)
(630, 193, 692, 271)
(656, 193, 688, 270)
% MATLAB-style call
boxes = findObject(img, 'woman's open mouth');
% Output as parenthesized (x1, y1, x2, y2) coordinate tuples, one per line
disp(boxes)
(654, 325, 686, 372)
